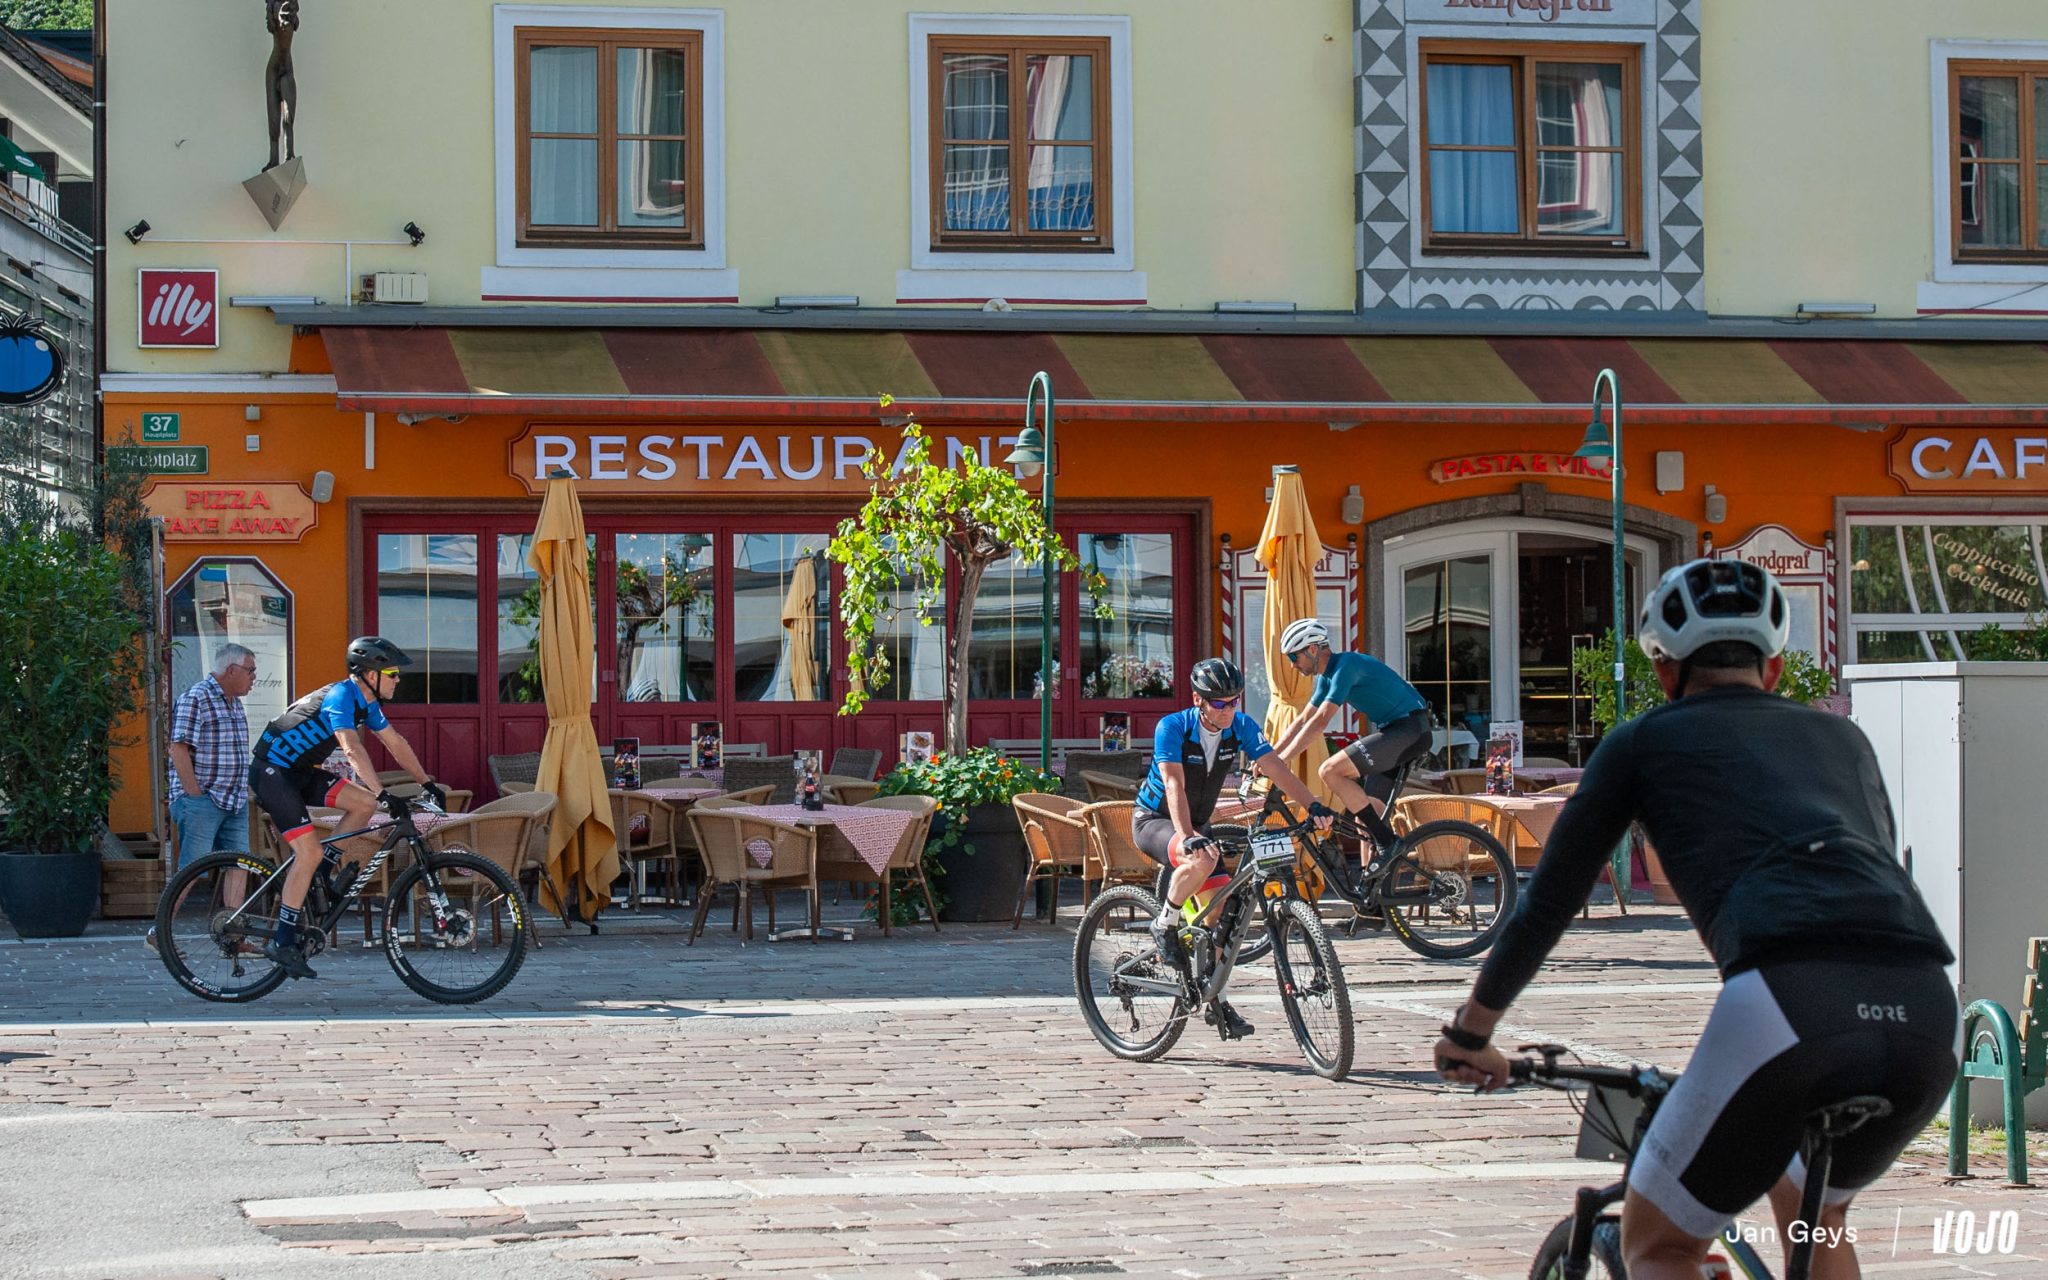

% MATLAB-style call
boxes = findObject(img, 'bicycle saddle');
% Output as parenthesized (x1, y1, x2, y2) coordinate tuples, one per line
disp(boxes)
(1808, 1095, 1892, 1137)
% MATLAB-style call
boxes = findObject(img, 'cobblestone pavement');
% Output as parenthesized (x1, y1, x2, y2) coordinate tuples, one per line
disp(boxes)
(0, 900, 2041, 1278)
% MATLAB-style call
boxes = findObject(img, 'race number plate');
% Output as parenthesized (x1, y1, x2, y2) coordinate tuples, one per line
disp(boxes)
(1249, 830, 1295, 870)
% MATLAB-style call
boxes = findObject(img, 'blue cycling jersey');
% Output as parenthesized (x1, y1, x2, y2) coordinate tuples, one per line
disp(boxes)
(1135, 708, 1273, 820)
(1309, 651, 1428, 727)
(256, 679, 390, 773)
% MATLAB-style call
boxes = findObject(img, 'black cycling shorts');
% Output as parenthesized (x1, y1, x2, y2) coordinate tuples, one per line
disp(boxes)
(1630, 957, 1961, 1239)
(1338, 708, 1433, 802)
(248, 762, 349, 844)
(1131, 808, 1216, 867)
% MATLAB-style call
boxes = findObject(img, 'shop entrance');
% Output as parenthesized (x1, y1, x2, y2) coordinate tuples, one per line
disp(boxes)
(1382, 520, 1651, 766)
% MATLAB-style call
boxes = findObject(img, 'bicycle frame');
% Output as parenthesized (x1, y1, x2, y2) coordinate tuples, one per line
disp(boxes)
(212, 806, 434, 944)
(1112, 824, 1303, 1006)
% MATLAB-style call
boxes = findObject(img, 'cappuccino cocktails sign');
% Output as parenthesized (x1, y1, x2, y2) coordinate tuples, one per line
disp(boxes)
(507, 425, 1036, 495)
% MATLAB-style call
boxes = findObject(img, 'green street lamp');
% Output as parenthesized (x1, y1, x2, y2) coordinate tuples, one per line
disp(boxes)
(1573, 367, 1626, 724)
(1005, 371, 1056, 768)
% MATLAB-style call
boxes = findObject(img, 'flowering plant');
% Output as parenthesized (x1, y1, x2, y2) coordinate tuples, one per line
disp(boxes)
(869, 747, 1062, 925)
(1083, 654, 1173, 698)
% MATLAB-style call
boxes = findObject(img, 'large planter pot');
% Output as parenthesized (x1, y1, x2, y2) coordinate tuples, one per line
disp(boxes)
(0, 847, 101, 939)
(1637, 832, 1679, 906)
(933, 801, 1029, 923)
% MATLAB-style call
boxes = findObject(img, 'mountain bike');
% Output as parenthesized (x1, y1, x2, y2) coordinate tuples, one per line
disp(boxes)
(1074, 798, 1353, 1080)
(1228, 762, 1518, 962)
(154, 792, 529, 1005)
(1509, 1044, 1893, 1280)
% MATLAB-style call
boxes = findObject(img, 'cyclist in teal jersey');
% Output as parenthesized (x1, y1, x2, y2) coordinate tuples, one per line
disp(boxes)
(1267, 619, 1433, 845)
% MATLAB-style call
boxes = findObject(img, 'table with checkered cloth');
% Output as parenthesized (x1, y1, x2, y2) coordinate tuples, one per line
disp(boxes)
(723, 803, 917, 876)
(637, 786, 723, 803)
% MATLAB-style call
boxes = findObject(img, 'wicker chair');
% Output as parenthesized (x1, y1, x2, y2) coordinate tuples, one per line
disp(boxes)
(685, 808, 818, 945)
(1079, 770, 1139, 803)
(1058, 749, 1148, 800)
(487, 752, 543, 794)
(826, 747, 883, 782)
(721, 742, 769, 760)
(1011, 792, 1093, 928)
(609, 790, 683, 910)
(1080, 800, 1156, 891)
(1438, 768, 1491, 796)
(697, 785, 774, 809)
(722, 755, 798, 804)
(847, 794, 941, 934)
(422, 805, 547, 946)
(466, 792, 561, 933)
(824, 778, 882, 806)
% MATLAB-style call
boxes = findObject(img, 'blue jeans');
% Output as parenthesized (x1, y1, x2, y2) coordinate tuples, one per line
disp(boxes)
(171, 793, 247, 871)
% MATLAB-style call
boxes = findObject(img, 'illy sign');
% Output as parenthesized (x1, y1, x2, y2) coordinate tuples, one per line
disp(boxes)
(138, 269, 219, 348)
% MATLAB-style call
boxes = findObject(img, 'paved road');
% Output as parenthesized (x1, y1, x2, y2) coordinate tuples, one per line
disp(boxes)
(0, 900, 2039, 1278)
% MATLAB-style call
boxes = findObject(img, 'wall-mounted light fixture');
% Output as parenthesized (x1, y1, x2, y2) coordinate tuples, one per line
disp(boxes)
(229, 295, 321, 308)
(1214, 300, 1296, 314)
(403, 221, 426, 247)
(1341, 484, 1365, 525)
(1703, 483, 1728, 524)
(1795, 301, 1877, 317)
(123, 219, 151, 244)
(774, 294, 859, 308)
(309, 470, 335, 503)
(243, 405, 262, 422)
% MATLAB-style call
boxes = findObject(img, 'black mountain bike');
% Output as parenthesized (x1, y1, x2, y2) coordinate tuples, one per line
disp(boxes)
(1510, 1044, 1893, 1280)
(154, 792, 530, 1005)
(1074, 797, 1354, 1080)
(1233, 763, 1518, 962)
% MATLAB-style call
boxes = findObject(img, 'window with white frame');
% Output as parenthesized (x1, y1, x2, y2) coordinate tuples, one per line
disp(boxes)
(1846, 514, 2048, 662)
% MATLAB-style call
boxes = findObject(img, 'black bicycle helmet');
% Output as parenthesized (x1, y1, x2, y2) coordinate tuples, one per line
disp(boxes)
(345, 635, 414, 675)
(1189, 657, 1245, 701)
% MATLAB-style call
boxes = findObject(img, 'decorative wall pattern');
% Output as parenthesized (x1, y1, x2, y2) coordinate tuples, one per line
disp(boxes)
(1355, 0, 1704, 312)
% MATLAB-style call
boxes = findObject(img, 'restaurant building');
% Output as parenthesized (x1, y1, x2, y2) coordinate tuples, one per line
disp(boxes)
(100, 0, 2048, 833)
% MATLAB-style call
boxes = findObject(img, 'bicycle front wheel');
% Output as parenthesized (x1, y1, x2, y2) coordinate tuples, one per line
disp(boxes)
(1270, 897, 1354, 1080)
(154, 852, 288, 1003)
(1529, 1214, 1626, 1279)
(382, 849, 529, 1004)
(1380, 819, 1518, 960)
(1073, 884, 1189, 1062)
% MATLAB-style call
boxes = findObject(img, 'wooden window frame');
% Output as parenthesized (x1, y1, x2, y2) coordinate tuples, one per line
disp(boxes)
(926, 35, 1113, 253)
(515, 27, 704, 250)
(1949, 60, 2048, 264)
(1417, 40, 1642, 257)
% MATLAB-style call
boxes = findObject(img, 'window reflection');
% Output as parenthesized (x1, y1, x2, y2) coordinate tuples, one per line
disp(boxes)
(376, 534, 479, 703)
(1404, 556, 1492, 757)
(496, 532, 596, 704)
(733, 534, 830, 702)
(615, 532, 715, 701)
(1077, 532, 1175, 699)
(968, 551, 1052, 699)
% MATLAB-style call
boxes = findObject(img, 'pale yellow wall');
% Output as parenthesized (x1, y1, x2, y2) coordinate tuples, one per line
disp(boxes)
(107, 0, 1354, 373)
(1703, 0, 2048, 317)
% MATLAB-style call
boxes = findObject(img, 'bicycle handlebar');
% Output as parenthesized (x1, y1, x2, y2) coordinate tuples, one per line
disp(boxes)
(1507, 1045, 1671, 1096)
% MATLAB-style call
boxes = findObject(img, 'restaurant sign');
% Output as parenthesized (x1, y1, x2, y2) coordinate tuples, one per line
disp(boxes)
(508, 425, 1038, 495)
(1428, 451, 1613, 485)
(143, 482, 319, 542)
(1887, 429, 2048, 494)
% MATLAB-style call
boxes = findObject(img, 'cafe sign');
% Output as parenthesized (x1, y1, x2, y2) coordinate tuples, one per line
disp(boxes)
(1426, 0, 1652, 25)
(1887, 428, 2048, 494)
(143, 482, 319, 542)
(1428, 451, 1613, 485)
(508, 425, 1038, 495)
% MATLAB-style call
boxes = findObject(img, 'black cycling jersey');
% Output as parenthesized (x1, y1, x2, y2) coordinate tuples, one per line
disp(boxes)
(1472, 685, 1953, 1012)
(254, 679, 389, 774)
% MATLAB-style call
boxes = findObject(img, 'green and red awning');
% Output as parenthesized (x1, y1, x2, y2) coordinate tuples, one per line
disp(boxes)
(318, 326, 2048, 425)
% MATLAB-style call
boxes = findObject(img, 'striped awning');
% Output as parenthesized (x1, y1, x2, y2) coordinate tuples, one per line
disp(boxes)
(319, 327, 2048, 425)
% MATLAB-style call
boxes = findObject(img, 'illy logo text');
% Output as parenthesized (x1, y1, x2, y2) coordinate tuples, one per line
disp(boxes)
(148, 280, 213, 338)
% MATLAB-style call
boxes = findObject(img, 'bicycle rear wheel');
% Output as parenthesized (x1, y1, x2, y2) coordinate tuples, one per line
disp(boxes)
(1529, 1214, 1626, 1279)
(1270, 897, 1354, 1080)
(1380, 819, 1518, 960)
(154, 852, 288, 1003)
(1073, 884, 1189, 1062)
(382, 848, 529, 1004)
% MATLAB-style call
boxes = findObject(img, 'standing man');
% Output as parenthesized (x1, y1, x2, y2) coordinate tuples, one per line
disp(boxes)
(168, 643, 257, 869)
(1266, 619, 1433, 847)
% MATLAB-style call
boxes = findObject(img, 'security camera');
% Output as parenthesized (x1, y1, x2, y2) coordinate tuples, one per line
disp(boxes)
(124, 219, 151, 244)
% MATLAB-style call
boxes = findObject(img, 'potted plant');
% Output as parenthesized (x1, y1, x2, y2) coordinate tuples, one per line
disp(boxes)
(0, 459, 148, 937)
(875, 747, 1061, 924)
(1571, 630, 1838, 904)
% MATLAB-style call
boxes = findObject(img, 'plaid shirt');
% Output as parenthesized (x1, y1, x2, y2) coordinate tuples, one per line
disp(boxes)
(168, 673, 250, 811)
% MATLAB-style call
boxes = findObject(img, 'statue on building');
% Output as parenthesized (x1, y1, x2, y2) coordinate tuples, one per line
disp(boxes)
(264, 0, 300, 171)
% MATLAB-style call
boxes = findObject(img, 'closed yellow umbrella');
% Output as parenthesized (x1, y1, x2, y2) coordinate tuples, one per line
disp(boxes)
(529, 476, 617, 924)
(779, 552, 822, 701)
(1257, 466, 1333, 803)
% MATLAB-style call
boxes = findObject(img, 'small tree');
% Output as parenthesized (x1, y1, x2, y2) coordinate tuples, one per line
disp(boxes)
(829, 402, 1108, 754)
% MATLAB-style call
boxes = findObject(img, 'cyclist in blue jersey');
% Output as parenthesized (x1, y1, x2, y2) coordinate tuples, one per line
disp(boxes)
(1267, 619, 1433, 850)
(248, 636, 443, 978)
(1132, 658, 1333, 1039)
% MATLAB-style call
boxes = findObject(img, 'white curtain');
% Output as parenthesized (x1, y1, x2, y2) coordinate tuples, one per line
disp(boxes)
(941, 55, 1008, 231)
(1427, 62, 1518, 235)
(1025, 54, 1094, 231)
(530, 45, 598, 226)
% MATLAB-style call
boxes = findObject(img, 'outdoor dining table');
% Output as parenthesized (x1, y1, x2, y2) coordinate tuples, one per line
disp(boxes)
(1459, 793, 1569, 869)
(721, 802, 921, 940)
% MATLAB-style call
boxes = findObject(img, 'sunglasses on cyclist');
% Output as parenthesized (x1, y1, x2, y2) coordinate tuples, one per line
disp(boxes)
(378, 667, 404, 679)
(1203, 696, 1241, 710)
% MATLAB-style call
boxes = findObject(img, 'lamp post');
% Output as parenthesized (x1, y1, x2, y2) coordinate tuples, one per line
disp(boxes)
(1004, 372, 1056, 768)
(1572, 368, 1626, 723)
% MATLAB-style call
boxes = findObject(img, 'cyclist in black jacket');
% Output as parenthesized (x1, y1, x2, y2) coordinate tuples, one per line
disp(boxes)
(1432, 559, 1958, 1280)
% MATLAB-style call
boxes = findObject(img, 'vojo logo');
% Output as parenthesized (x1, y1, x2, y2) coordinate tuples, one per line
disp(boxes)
(1932, 1209, 2020, 1256)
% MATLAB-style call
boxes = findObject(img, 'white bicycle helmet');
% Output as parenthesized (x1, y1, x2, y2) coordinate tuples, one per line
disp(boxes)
(1278, 617, 1331, 656)
(1637, 558, 1790, 663)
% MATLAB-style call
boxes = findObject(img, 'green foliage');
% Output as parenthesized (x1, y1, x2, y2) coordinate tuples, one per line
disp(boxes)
(827, 400, 1109, 753)
(0, 1, 91, 29)
(1774, 648, 1837, 704)
(1965, 616, 2048, 661)
(0, 530, 144, 853)
(1569, 632, 1666, 731)
(868, 747, 1062, 926)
